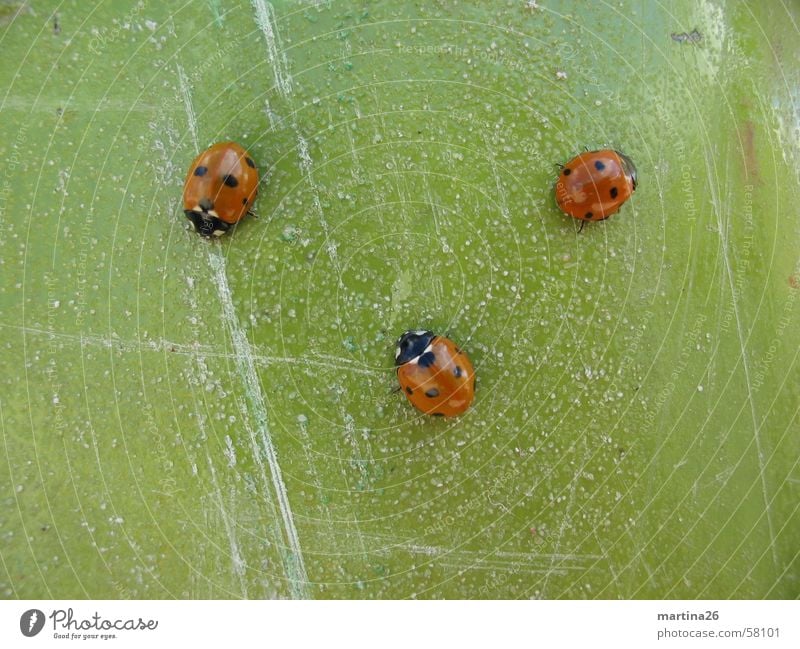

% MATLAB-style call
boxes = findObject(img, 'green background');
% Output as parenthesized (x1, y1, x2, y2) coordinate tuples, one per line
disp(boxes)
(1, 0, 798, 599)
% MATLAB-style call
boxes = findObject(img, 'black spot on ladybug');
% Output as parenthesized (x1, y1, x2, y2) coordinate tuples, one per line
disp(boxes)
(199, 197, 214, 211)
(242, 197, 248, 205)
(405, 387, 413, 395)
(431, 412, 445, 417)
(562, 168, 572, 176)
(594, 160, 606, 171)
(453, 366, 463, 378)
(425, 388, 440, 398)
(194, 166, 208, 177)
(585, 211, 593, 219)
(610, 186, 619, 199)
(222, 174, 238, 188)
(418, 352, 436, 368)
(245, 157, 255, 168)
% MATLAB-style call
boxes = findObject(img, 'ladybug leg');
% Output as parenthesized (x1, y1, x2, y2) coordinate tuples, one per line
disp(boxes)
(579, 220, 586, 233)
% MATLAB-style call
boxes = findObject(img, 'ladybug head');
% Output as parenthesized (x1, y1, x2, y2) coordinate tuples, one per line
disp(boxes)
(184, 206, 230, 238)
(615, 151, 638, 191)
(395, 330, 435, 366)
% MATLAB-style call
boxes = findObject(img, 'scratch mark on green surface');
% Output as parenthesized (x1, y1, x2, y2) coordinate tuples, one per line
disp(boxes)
(204, 450, 248, 595)
(175, 64, 310, 597)
(251, 0, 293, 98)
(296, 133, 339, 268)
(251, 1, 339, 269)
(207, 0, 224, 27)
(208, 247, 311, 599)
(0, 325, 382, 376)
(176, 63, 199, 150)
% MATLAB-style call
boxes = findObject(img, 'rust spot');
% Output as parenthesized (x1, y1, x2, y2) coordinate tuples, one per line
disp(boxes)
(789, 274, 800, 290)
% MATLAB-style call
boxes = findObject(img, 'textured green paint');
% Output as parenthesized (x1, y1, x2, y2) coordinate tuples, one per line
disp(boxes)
(1, 1, 798, 599)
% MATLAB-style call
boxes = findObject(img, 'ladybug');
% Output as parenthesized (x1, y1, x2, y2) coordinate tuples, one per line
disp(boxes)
(182, 141, 259, 237)
(395, 330, 475, 418)
(554, 149, 637, 226)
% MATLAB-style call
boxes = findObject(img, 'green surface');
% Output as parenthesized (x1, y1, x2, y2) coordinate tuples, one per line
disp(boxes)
(1, 0, 799, 599)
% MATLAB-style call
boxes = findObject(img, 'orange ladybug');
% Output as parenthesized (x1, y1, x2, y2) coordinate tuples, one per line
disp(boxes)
(395, 330, 475, 418)
(554, 149, 637, 226)
(182, 141, 259, 237)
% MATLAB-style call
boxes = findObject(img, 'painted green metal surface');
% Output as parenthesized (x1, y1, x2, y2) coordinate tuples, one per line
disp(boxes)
(1, 0, 798, 599)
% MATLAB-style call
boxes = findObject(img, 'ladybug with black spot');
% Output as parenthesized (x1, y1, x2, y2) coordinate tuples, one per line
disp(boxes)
(555, 149, 637, 227)
(182, 141, 258, 237)
(395, 330, 475, 418)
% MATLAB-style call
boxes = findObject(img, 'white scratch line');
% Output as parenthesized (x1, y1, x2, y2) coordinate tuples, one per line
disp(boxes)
(343, 413, 369, 484)
(438, 562, 573, 576)
(484, 132, 511, 222)
(176, 63, 199, 151)
(295, 416, 339, 547)
(208, 247, 310, 598)
(186, 284, 250, 594)
(297, 134, 313, 173)
(391, 543, 600, 563)
(251, 0, 293, 98)
(2, 325, 379, 376)
(223, 435, 237, 468)
(422, 172, 442, 240)
(205, 451, 248, 594)
(297, 133, 338, 267)
(250, 0, 337, 270)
